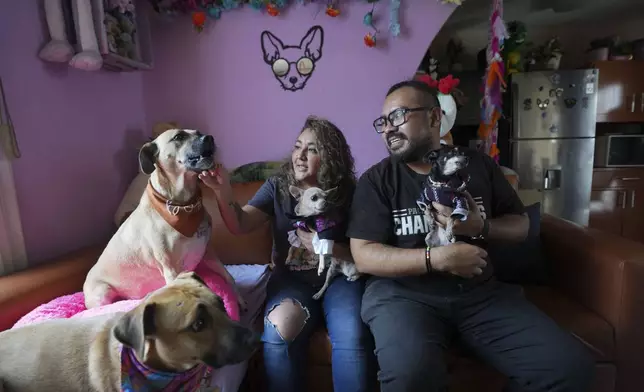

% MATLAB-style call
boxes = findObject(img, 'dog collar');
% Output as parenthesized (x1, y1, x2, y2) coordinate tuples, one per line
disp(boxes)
(146, 182, 206, 237)
(284, 212, 338, 234)
(120, 346, 212, 392)
(146, 182, 203, 215)
(427, 174, 470, 191)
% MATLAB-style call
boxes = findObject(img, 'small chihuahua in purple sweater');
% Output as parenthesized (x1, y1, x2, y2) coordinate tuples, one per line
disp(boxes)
(417, 146, 471, 247)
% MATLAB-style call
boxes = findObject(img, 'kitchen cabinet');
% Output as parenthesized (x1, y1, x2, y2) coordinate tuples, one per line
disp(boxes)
(589, 168, 644, 243)
(592, 61, 644, 123)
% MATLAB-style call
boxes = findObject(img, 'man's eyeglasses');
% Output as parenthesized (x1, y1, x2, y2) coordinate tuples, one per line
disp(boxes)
(372, 107, 432, 134)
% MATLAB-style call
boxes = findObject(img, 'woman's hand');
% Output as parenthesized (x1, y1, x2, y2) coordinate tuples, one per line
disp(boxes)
(296, 228, 315, 253)
(432, 191, 484, 238)
(199, 164, 233, 200)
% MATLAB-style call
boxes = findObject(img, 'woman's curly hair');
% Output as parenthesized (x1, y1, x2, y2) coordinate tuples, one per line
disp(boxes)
(276, 115, 357, 211)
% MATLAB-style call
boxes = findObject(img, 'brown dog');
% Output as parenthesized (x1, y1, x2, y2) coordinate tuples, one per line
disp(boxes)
(0, 272, 259, 392)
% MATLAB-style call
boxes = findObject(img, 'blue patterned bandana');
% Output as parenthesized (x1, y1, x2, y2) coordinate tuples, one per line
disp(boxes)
(120, 347, 212, 392)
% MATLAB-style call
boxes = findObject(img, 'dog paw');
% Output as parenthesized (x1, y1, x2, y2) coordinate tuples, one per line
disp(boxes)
(312, 292, 323, 300)
(346, 275, 360, 282)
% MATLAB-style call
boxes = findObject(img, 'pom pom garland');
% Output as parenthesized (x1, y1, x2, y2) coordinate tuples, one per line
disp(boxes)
(148, 0, 405, 46)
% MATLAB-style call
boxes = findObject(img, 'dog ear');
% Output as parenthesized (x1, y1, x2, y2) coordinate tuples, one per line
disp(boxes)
(139, 142, 159, 175)
(324, 187, 338, 196)
(289, 185, 304, 200)
(423, 150, 440, 164)
(113, 303, 157, 358)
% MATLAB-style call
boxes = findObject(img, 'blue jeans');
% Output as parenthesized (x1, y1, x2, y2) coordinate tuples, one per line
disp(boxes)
(262, 271, 374, 392)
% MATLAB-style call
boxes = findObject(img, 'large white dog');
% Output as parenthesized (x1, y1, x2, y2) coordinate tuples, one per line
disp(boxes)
(83, 129, 244, 311)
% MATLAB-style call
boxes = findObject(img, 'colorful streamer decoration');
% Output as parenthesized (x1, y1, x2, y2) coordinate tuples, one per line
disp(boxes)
(389, 0, 400, 37)
(149, 0, 402, 45)
(363, 2, 378, 47)
(477, 0, 507, 163)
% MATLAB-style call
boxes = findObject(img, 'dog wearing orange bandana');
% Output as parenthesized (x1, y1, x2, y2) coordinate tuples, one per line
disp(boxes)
(84, 129, 246, 312)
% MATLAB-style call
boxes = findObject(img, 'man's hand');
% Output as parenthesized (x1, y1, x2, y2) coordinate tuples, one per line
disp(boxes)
(430, 242, 488, 278)
(432, 191, 484, 237)
(296, 228, 315, 253)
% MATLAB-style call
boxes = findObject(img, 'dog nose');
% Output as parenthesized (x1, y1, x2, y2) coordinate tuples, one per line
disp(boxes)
(201, 134, 214, 148)
(289, 76, 298, 84)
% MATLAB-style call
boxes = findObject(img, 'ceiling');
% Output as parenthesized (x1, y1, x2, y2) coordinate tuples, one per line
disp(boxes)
(442, 0, 644, 32)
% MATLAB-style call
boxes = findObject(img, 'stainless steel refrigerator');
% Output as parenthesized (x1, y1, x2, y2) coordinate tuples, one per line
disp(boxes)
(509, 69, 599, 226)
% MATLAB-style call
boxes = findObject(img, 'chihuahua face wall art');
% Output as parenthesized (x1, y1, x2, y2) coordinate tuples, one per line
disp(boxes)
(261, 25, 324, 91)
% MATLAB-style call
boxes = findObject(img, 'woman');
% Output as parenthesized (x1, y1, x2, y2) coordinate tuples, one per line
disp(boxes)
(199, 116, 373, 392)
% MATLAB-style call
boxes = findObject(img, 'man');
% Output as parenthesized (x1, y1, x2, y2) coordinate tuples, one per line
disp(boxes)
(347, 80, 594, 392)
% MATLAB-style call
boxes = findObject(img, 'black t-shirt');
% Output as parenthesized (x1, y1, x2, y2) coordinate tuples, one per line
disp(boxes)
(248, 176, 349, 286)
(347, 148, 525, 292)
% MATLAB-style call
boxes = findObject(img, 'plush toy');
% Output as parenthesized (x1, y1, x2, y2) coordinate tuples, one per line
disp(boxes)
(68, 0, 103, 71)
(39, 0, 75, 63)
(502, 21, 528, 77)
(417, 74, 461, 140)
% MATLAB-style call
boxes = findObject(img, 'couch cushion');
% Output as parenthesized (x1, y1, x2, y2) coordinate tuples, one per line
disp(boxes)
(306, 285, 615, 366)
(523, 285, 614, 362)
(488, 203, 549, 285)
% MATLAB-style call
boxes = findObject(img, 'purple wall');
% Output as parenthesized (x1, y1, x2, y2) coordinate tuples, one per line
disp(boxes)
(1, 0, 454, 264)
(0, 0, 146, 264)
(143, 2, 454, 174)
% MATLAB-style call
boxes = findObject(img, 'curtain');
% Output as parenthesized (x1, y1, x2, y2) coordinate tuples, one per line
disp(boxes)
(0, 77, 27, 276)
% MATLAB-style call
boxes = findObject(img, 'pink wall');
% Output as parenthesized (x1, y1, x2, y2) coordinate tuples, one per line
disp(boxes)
(0, 0, 146, 264)
(143, 2, 454, 174)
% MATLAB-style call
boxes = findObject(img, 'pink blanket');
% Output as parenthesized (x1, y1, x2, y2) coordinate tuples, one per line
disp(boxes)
(12, 262, 240, 329)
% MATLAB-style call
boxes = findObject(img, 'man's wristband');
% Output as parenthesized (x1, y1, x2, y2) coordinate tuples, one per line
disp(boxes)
(425, 246, 432, 274)
(473, 219, 490, 240)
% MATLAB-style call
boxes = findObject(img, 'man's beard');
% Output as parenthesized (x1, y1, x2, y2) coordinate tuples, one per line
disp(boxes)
(388, 135, 434, 163)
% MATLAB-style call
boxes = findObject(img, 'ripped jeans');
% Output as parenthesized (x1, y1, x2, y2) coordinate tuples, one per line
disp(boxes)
(262, 271, 374, 392)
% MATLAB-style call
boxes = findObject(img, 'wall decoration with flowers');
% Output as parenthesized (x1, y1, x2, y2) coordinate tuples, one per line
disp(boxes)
(147, 0, 466, 49)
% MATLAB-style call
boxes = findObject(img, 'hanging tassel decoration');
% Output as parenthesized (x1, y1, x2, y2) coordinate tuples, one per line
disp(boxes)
(221, 0, 241, 10)
(192, 11, 206, 32)
(207, 5, 222, 18)
(364, 32, 377, 47)
(326, 2, 341, 17)
(477, 0, 507, 163)
(363, 9, 374, 27)
(248, 0, 264, 10)
(363, 3, 378, 47)
(389, 0, 401, 37)
(491, 10, 507, 41)
(266, 3, 280, 16)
